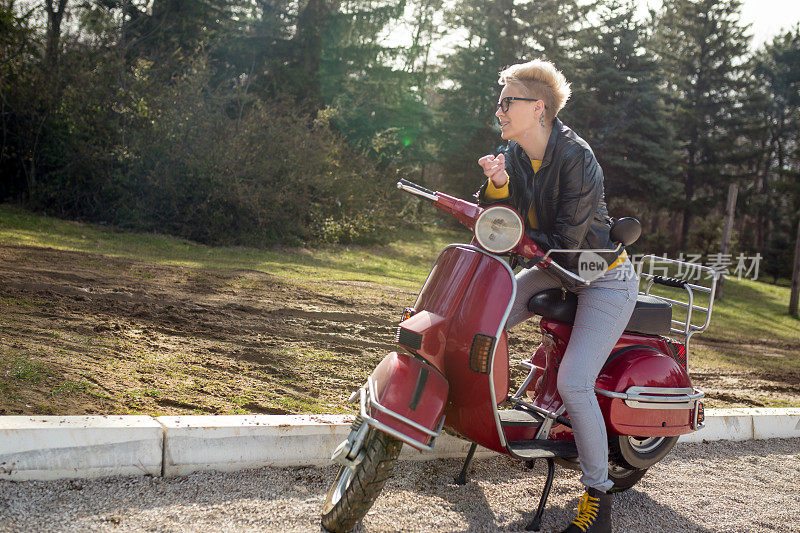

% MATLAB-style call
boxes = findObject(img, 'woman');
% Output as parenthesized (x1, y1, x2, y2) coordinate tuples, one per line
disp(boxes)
(477, 59, 639, 533)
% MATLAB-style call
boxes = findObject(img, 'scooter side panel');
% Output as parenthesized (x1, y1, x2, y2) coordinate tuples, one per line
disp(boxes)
(370, 351, 448, 450)
(414, 247, 483, 319)
(528, 326, 570, 412)
(535, 320, 696, 438)
(440, 330, 510, 455)
(397, 310, 448, 371)
(448, 255, 513, 403)
(596, 349, 695, 436)
(540, 319, 675, 356)
(443, 401, 506, 454)
(399, 245, 515, 454)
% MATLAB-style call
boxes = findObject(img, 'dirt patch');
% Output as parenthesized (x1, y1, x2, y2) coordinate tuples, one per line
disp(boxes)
(0, 244, 408, 416)
(0, 243, 798, 416)
(689, 370, 800, 408)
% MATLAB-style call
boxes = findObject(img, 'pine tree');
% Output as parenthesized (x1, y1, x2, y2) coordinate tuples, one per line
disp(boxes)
(319, 0, 428, 166)
(435, 0, 586, 197)
(652, 0, 751, 250)
(747, 28, 800, 303)
(563, 0, 678, 213)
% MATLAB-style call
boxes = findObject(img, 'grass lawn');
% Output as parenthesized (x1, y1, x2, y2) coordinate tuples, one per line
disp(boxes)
(1, 203, 798, 414)
(0, 204, 468, 290)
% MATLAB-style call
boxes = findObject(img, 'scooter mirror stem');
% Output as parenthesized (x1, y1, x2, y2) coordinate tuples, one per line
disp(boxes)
(535, 244, 627, 288)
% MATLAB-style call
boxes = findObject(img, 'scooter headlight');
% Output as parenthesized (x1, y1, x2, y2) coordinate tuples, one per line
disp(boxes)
(474, 206, 524, 254)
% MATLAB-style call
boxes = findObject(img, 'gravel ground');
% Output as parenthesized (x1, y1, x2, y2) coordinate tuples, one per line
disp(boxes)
(1, 438, 798, 532)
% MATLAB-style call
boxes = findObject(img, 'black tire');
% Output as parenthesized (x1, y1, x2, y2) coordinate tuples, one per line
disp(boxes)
(555, 435, 678, 492)
(607, 462, 648, 492)
(554, 454, 648, 492)
(609, 435, 678, 469)
(607, 435, 678, 492)
(321, 429, 403, 533)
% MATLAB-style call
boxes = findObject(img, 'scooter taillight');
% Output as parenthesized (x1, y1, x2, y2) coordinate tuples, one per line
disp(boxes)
(401, 307, 416, 321)
(667, 339, 687, 371)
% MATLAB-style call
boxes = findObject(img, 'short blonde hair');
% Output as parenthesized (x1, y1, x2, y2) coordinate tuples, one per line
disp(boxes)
(498, 59, 571, 122)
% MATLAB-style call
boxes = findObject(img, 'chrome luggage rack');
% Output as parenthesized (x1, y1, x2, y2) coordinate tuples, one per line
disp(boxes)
(638, 254, 719, 356)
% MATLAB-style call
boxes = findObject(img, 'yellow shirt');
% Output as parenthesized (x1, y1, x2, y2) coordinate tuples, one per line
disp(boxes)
(483, 160, 627, 270)
(484, 160, 542, 227)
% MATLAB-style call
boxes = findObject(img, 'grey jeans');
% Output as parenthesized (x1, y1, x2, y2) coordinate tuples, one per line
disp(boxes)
(508, 260, 639, 492)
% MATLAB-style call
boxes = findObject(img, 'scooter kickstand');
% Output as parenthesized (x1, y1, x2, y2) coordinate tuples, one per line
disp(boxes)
(526, 458, 555, 532)
(454, 442, 478, 485)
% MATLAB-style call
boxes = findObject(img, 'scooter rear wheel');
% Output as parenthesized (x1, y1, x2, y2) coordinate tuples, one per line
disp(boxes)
(607, 435, 678, 491)
(555, 435, 678, 492)
(321, 428, 403, 533)
(607, 462, 648, 492)
(610, 435, 678, 469)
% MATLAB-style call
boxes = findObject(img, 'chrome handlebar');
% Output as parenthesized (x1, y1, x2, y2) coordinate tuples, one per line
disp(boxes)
(397, 178, 625, 288)
(540, 243, 623, 262)
(397, 179, 437, 201)
(535, 243, 625, 288)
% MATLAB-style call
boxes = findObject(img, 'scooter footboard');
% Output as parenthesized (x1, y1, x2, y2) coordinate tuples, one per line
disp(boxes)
(359, 351, 448, 451)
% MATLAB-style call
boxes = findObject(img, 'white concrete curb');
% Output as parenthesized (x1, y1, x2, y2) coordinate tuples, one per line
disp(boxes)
(158, 415, 490, 478)
(160, 414, 354, 477)
(0, 416, 162, 481)
(1, 408, 798, 481)
(677, 407, 800, 442)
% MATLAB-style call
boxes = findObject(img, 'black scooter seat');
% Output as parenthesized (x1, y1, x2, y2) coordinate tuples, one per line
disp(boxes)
(527, 289, 672, 336)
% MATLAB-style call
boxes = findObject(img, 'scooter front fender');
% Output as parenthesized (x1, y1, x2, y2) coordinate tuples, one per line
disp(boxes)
(359, 351, 448, 451)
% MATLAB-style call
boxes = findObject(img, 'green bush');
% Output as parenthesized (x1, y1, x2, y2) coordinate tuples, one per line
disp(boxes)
(21, 56, 394, 247)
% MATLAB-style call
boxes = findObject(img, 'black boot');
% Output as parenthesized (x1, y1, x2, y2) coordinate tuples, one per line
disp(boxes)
(560, 487, 612, 533)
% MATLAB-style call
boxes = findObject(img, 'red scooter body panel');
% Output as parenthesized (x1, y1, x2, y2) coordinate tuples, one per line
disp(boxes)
(596, 349, 695, 436)
(534, 319, 696, 438)
(370, 351, 448, 450)
(528, 328, 569, 412)
(397, 310, 448, 372)
(400, 246, 483, 375)
(539, 319, 676, 355)
(405, 245, 514, 454)
(441, 328, 511, 454)
(447, 253, 511, 405)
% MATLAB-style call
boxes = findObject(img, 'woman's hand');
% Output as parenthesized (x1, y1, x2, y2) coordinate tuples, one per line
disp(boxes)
(478, 153, 507, 188)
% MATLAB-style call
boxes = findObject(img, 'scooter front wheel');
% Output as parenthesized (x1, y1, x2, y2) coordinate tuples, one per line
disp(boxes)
(321, 428, 403, 533)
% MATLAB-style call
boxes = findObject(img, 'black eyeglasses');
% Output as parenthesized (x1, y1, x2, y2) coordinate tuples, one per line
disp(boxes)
(496, 96, 548, 114)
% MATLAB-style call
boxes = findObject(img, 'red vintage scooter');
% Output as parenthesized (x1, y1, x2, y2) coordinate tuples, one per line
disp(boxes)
(321, 180, 718, 533)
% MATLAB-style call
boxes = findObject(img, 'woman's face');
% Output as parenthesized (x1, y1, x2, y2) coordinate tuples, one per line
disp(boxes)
(495, 84, 545, 142)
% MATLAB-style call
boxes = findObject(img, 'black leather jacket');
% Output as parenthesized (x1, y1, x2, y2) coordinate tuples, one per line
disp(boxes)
(478, 118, 623, 272)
